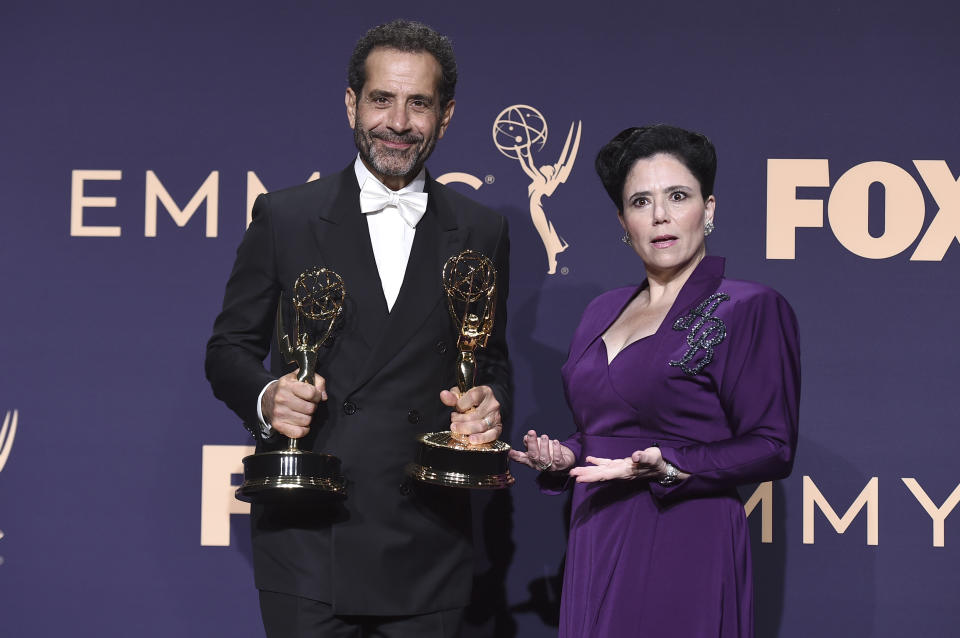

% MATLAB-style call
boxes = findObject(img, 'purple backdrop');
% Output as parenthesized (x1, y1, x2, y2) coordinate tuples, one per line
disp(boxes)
(2, 1, 959, 636)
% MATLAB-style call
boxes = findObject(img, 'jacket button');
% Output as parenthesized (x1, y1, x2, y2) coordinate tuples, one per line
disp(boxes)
(407, 409, 421, 424)
(436, 340, 447, 355)
(400, 482, 412, 496)
(323, 334, 335, 347)
(343, 401, 357, 415)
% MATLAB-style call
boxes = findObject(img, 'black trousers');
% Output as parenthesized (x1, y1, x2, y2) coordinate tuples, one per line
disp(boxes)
(259, 591, 464, 638)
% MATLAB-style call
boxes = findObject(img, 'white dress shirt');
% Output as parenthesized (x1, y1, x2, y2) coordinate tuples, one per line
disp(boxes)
(354, 156, 426, 311)
(255, 157, 428, 433)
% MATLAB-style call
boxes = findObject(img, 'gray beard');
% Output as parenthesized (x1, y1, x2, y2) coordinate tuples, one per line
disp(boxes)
(353, 118, 437, 179)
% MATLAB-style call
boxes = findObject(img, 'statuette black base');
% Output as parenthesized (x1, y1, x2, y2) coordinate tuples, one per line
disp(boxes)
(236, 449, 346, 503)
(407, 431, 514, 489)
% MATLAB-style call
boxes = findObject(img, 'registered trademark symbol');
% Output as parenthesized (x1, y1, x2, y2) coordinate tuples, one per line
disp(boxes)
(485, 174, 495, 184)
(560, 266, 570, 275)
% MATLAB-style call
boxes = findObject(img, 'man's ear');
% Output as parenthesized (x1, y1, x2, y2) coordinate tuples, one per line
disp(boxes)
(345, 88, 358, 130)
(436, 99, 455, 139)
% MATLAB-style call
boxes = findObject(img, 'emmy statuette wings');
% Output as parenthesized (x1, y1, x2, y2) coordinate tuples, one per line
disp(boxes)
(0, 410, 18, 474)
(406, 250, 514, 489)
(0, 410, 15, 566)
(493, 104, 582, 275)
(235, 268, 348, 503)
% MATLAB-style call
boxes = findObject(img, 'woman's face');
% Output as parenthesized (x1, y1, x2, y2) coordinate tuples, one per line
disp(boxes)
(619, 152, 715, 279)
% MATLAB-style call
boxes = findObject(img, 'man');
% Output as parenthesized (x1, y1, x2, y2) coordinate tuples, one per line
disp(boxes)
(205, 20, 511, 638)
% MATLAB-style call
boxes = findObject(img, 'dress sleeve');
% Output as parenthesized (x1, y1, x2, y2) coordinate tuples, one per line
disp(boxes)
(650, 289, 800, 503)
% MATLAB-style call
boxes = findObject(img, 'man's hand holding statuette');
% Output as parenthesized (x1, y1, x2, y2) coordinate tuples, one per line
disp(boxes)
(261, 370, 327, 439)
(441, 385, 502, 445)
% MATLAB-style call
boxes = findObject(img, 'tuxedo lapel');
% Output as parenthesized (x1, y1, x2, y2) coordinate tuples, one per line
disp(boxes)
(350, 177, 468, 392)
(432, 184, 470, 288)
(308, 169, 389, 351)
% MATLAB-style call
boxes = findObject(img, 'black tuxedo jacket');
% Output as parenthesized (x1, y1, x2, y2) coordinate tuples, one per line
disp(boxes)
(205, 166, 511, 615)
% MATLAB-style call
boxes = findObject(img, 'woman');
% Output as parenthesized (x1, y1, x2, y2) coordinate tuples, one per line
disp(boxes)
(509, 124, 800, 637)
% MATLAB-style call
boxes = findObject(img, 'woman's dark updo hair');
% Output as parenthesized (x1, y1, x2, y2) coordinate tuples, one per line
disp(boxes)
(595, 124, 717, 211)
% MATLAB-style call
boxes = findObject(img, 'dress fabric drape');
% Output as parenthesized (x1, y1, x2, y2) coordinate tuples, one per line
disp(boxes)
(550, 256, 800, 638)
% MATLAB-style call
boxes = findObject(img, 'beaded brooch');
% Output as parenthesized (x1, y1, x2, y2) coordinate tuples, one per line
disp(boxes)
(668, 292, 730, 375)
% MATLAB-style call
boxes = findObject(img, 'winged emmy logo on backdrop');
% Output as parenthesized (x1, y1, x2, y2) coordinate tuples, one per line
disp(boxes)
(493, 105, 582, 275)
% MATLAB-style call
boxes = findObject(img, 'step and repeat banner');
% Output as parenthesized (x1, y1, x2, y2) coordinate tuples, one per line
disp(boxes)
(2, 1, 958, 636)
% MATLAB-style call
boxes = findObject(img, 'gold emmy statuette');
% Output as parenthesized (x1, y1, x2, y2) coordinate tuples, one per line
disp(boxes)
(407, 250, 514, 489)
(236, 268, 347, 503)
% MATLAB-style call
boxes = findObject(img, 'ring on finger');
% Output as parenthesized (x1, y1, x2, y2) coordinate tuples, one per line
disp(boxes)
(483, 415, 493, 428)
(535, 459, 553, 472)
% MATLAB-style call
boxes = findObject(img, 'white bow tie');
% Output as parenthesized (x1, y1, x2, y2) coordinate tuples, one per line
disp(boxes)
(359, 178, 429, 228)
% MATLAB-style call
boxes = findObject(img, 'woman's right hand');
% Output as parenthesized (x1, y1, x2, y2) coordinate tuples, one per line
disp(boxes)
(508, 430, 576, 472)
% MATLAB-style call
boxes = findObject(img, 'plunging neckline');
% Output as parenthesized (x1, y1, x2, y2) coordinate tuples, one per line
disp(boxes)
(600, 335, 649, 366)
(600, 285, 678, 366)
(587, 256, 727, 367)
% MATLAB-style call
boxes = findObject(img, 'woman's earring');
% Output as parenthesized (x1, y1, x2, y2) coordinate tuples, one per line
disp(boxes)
(621, 233, 632, 246)
(704, 220, 715, 237)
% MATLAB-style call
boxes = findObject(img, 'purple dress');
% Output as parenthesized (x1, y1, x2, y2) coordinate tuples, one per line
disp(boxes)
(546, 256, 800, 637)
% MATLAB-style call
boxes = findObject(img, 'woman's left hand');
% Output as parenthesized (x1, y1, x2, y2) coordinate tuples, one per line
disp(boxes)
(569, 446, 668, 483)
